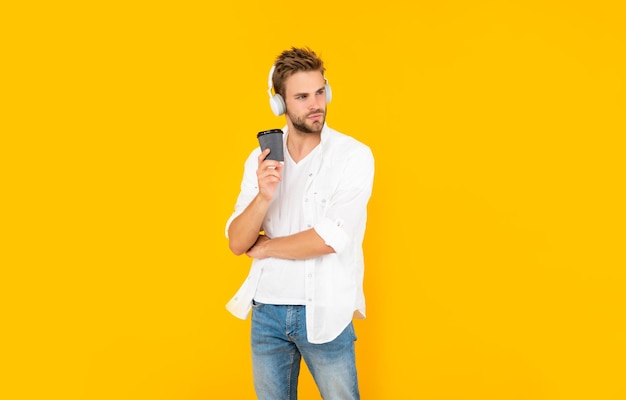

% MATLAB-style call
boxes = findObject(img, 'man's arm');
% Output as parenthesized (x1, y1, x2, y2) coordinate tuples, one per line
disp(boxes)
(246, 229, 335, 260)
(227, 195, 270, 256)
(228, 149, 283, 255)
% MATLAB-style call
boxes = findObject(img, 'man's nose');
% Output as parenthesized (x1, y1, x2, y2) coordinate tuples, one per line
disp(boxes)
(308, 95, 322, 109)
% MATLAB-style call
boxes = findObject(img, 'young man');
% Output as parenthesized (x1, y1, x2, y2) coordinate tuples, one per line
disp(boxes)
(225, 47, 374, 400)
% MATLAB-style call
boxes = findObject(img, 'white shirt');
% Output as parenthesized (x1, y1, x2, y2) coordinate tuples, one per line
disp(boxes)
(253, 146, 318, 305)
(225, 124, 375, 344)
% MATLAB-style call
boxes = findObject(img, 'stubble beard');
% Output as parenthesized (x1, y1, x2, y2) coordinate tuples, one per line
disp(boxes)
(288, 109, 326, 134)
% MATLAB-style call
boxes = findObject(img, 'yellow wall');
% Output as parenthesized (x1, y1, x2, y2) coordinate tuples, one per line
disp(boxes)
(2, 1, 624, 399)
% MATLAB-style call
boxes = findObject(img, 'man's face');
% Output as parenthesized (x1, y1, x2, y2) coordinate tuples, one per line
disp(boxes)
(283, 70, 328, 134)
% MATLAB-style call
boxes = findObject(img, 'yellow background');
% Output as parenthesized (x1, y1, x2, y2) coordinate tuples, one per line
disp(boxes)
(2, 1, 624, 399)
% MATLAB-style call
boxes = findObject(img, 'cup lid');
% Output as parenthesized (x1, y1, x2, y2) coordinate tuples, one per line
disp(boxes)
(257, 128, 283, 137)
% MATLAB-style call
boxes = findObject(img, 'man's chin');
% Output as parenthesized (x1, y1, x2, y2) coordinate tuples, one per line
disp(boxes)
(308, 120, 324, 133)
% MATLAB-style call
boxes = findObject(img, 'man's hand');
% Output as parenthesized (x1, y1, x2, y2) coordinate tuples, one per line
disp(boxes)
(257, 149, 283, 202)
(246, 234, 271, 259)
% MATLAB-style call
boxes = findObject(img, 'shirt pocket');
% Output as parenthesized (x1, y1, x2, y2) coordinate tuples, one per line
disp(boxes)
(312, 190, 330, 216)
(310, 176, 336, 217)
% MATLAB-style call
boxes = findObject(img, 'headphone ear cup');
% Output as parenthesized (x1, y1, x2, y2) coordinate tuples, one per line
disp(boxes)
(269, 93, 286, 116)
(325, 83, 332, 104)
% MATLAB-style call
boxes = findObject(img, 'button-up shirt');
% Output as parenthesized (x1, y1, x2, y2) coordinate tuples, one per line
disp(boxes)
(225, 124, 375, 344)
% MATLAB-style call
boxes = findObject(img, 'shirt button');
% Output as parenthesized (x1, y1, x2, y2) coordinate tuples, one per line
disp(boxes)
(308, 273, 313, 278)
(307, 224, 311, 228)
(304, 198, 309, 202)
(308, 298, 313, 302)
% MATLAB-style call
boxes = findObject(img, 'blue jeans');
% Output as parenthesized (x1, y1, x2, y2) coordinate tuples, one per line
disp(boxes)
(251, 301, 360, 400)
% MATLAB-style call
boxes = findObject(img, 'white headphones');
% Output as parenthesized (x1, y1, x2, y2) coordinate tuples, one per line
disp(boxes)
(267, 65, 332, 116)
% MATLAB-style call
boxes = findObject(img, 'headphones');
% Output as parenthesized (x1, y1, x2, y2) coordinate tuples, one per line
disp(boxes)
(267, 65, 332, 116)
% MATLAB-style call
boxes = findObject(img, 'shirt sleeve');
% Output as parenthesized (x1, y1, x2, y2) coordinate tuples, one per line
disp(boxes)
(225, 148, 262, 238)
(314, 217, 351, 253)
(313, 144, 375, 254)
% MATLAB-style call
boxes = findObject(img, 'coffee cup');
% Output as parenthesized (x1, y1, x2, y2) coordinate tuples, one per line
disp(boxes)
(257, 129, 284, 162)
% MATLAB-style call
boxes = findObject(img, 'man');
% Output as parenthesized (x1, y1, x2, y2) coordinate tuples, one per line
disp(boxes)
(225, 47, 374, 400)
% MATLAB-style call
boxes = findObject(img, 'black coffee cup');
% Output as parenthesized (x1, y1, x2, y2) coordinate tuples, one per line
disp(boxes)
(257, 129, 284, 162)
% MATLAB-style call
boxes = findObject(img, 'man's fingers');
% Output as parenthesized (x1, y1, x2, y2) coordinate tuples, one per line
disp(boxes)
(257, 149, 271, 165)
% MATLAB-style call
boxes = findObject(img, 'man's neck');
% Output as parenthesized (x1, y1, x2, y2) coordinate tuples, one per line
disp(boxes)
(286, 129, 321, 163)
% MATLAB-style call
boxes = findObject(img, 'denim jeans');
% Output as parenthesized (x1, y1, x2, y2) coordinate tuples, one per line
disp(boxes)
(251, 301, 360, 400)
